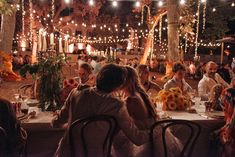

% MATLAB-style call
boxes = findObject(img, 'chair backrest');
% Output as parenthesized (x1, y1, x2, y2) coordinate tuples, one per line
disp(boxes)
(150, 119, 201, 157)
(68, 115, 117, 157)
(0, 126, 7, 156)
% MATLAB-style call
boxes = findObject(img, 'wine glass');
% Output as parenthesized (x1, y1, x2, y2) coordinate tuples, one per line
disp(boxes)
(14, 94, 20, 102)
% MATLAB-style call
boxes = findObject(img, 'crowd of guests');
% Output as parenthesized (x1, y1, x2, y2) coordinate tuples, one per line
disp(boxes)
(1, 50, 235, 157)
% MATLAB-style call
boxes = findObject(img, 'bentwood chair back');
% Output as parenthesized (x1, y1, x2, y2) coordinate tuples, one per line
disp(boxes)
(68, 115, 117, 157)
(150, 119, 201, 157)
(0, 126, 7, 157)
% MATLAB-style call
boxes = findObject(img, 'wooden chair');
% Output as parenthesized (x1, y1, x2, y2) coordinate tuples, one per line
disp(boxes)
(0, 126, 7, 156)
(150, 119, 201, 157)
(68, 115, 117, 157)
(0, 126, 27, 157)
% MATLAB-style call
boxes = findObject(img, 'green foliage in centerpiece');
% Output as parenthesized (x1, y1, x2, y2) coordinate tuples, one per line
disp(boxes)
(20, 54, 66, 111)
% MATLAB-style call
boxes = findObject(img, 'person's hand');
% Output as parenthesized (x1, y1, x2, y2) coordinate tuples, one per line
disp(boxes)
(53, 110, 60, 116)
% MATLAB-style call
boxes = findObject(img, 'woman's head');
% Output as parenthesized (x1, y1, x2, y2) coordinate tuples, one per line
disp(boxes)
(137, 64, 150, 83)
(172, 62, 186, 80)
(96, 64, 127, 93)
(124, 66, 142, 95)
(124, 66, 157, 118)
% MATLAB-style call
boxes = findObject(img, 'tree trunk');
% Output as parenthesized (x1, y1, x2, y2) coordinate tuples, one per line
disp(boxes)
(140, 11, 166, 65)
(0, 9, 16, 53)
(167, 0, 180, 62)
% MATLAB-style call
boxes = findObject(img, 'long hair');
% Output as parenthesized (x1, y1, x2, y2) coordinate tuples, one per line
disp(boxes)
(0, 98, 21, 151)
(125, 66, 157, 118)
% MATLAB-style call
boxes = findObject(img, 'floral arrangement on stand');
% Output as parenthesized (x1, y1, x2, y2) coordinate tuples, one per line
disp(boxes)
(19, 54, 66, 111)
(156, 87, 193, 111)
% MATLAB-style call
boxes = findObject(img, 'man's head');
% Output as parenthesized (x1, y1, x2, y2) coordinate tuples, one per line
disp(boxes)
(137, 64, 150, 84)
(172, 62, 186, 80)
(78, 63, 93, 83)
(96, 64, 127, 93)
(205, 61, 217, 78)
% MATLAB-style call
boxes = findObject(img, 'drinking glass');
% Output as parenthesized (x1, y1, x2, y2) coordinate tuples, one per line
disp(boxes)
(156, 101, 163, 113)
(14, 94, 20, 101)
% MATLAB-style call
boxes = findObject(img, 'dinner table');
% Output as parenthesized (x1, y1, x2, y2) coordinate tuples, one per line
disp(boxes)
(19, 100, 225, 157)
(164, 103, 225, 157)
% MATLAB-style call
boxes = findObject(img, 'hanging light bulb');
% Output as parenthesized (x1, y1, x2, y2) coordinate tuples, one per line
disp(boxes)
(212, 8, 216, 12)
(180, 0, 186, 5)
(158, 1, 163, 7)
(112, 0, 118, 7)
(64, 0, 71, 4)
(88, 0, 94, 6)
(135, 1, 140, 7)
(232, 3, 235, 7)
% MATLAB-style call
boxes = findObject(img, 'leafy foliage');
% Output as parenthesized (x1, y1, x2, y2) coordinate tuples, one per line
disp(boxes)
(19, 54, 66, 111)
(0, 0, 13, 15)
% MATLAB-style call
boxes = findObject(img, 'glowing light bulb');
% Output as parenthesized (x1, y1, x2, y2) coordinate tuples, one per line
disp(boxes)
(112, 0, 118, 7)
(135, 1, 140, 7)
(158, 1, 163, 7)
(212, 8, 216, 12)
(180, 0, 185, 5)
(89, 0, 94, 6)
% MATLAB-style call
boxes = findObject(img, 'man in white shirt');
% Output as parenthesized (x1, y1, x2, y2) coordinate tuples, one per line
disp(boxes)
(198, 61, 229, 100)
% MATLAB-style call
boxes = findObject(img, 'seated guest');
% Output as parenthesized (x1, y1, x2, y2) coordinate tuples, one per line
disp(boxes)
(0, 98, 27, 156)
(74, 63, 95, 86)
(230, 78, 235, 88)
(52, 64, 149, 157)
(198, 61, 229, 100)
(114, 66, 181, 157)
(164, 62, 192, 94)
(60, 79, 79, 104)
(219, 88, 235, 157)
(137, 64, 161, 93)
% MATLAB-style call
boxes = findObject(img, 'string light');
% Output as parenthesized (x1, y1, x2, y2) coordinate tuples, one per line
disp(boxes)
(135, 1, 140, 8)
(158, 1, 163, 7)
(159, 16, 162, 43)
(195, 0, 201, 57)
(180, 0, 186, 5)
(22, 0, 25, 36)
(112, 0, 118, 7)
(52, 0, 55, 17)
(89, 0, 94, 6)
(29, 0, 33, 47)
(202, 0, 207, 31)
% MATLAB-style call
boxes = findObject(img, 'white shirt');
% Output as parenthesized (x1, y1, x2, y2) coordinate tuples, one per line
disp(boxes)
(198, 73, 229, 98)
(164, 76, 193, 93)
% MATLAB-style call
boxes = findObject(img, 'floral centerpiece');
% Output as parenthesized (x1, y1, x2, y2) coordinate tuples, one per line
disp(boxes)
(156, 87, 193, 111)
(20, 54, 66, 111)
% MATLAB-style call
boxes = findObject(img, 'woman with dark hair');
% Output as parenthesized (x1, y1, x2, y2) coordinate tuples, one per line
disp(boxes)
(52, 64, 150, 157)
(114, 66, 182, 157)
(0, 98, 27, 157)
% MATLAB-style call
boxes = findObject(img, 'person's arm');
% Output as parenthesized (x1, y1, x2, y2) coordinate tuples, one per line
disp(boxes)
(115, 103, 149, 146)
(163, 80, 171, 91)
(150, 81, 162, 91)
(126, 97, 148, 120)
(51, 89, 76, 128)
(198, 80, 209, 100)
(216, 73, 229, 88)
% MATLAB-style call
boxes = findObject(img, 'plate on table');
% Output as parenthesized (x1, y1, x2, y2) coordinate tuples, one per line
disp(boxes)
(207, 111, 224, 119)
(26, 99, 39, 107)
